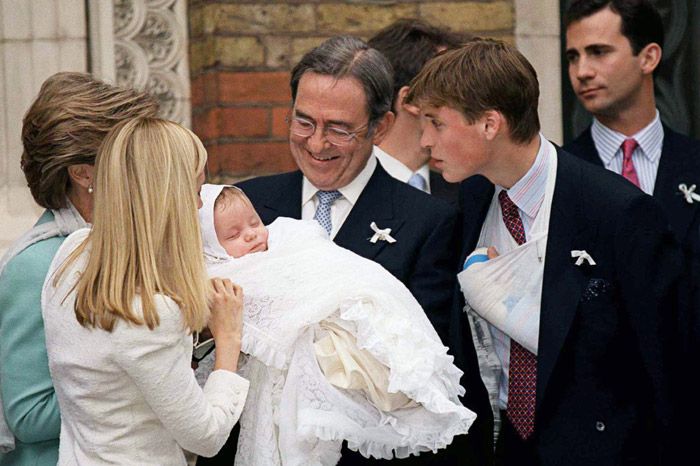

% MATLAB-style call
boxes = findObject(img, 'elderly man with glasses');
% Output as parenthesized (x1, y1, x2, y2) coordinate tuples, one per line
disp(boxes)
(197, 35, 493, 466)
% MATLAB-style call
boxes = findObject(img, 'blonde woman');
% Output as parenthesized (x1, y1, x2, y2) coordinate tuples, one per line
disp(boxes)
(0, 72, 157, 465)
(41, 118, 248, 465)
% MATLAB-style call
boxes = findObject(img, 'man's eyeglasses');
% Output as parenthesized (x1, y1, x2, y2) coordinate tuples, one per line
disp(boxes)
(286, 115, 369, 146)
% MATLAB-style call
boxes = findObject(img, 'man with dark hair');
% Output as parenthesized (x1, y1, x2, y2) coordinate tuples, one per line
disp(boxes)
(563, 0, 700, 259)
(368, 19, 466, 202)
(407, 38, 681, 466)
(200, 35, 492, 466)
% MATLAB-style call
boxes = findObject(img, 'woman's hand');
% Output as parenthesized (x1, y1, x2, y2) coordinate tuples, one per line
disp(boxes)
(208, 278, 244, 372)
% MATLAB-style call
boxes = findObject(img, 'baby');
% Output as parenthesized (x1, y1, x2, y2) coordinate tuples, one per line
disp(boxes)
(198, 184, 474, 466)
(208, 186, 269, 259)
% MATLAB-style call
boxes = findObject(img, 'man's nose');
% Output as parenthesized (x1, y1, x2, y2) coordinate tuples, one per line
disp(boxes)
(574, 57, 595, 81)
(420, 128, 433, 149)
(306, 126, 331, 153)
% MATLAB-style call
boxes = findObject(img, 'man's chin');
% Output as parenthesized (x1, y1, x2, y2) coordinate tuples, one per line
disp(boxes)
(441, 169, 463, 184)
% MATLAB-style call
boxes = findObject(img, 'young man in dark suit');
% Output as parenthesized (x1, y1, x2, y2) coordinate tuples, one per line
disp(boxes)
(563, 0, 700, 257)
(199, 36, 493, 466)
(367, 19, 466, 204)
(563, 2, 700, 425)
(406, 38, 682, 466)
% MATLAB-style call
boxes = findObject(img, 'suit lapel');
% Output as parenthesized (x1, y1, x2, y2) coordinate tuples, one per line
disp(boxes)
(334, 165, 403, 260)
(258, 171, 303, 223)
(567, 127, 604, 167)
(429, 170, 459, 204)
(536, 152, 592, 410)
(458, 175, 495, 265)
(652, 127, 697, 240)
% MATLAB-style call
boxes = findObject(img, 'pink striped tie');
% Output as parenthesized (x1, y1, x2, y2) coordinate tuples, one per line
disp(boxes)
(621, 138, 640, 188)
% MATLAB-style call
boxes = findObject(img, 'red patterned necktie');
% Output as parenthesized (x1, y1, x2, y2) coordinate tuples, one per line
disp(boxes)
(498, 190, 537, 439)
(621, 138, 640, 188)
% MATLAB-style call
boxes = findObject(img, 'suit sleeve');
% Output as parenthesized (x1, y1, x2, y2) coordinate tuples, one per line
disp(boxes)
(0, 239, 63, 443)
(614, 194, 681, 464)
(407, 205, 460, 346)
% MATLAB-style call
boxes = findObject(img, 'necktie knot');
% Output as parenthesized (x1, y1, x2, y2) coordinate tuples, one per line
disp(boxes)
(407, 172, 427, 192)
(621, 138, 639, 162)
(316, 190, 342, 206)
(620, 138, 641, 188)
(314, 190, 342, 235)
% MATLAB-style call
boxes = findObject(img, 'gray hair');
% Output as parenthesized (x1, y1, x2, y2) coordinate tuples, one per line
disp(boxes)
(290, 35, 394, 130)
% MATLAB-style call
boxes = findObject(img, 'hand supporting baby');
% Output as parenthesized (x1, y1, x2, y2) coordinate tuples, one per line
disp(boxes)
(208, 277, 244, 372)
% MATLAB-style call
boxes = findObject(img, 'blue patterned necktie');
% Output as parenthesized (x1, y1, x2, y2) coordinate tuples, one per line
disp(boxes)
(313, 190, 342, 235)
(407, 172, 427, 192)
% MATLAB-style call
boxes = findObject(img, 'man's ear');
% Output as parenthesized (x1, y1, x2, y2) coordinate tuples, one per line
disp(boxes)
(398, 86, 421, 117)
(639, 42, 662, 75)
(370, 111, 395, 145)
(67, 164, 95, 190)
(481, 110, 504, 141)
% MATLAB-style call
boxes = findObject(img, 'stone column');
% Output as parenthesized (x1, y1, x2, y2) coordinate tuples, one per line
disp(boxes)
(1, 0, 191, 255)
(0, 0, 88, 254)
(515, 0, 563, 144)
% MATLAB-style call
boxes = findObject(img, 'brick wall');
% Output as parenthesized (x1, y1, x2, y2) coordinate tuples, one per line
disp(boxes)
(189, 0, 515, 182)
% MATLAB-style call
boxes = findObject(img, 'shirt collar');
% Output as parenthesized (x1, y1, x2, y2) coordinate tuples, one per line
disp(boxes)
(374, 145, 431, 190)
(591, 110, 664, 165)
(301, 151, 377, 206)
(498, 134, 551, 220)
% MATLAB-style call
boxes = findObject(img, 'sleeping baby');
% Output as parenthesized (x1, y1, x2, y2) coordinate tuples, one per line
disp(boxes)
(196, 184, 475, 466)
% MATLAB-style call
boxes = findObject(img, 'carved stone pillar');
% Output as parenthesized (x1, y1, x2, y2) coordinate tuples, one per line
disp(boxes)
(111, 0, 191, 126)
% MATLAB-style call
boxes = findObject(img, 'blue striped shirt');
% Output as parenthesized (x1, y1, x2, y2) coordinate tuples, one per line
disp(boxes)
(590, 111, 664, 195)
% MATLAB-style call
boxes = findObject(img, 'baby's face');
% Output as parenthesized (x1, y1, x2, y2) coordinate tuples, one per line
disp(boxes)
(214, 197, 269, 258)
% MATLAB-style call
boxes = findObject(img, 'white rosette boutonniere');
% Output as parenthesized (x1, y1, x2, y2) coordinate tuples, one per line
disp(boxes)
(678, 183, 700, 204)
(368, 222, 396, 244)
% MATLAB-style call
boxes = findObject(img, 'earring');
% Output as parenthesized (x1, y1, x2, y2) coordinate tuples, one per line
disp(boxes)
(88, 185, 94, 194)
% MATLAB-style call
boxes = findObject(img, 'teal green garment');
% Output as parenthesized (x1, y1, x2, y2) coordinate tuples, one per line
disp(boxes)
(0, 211, 64, 466)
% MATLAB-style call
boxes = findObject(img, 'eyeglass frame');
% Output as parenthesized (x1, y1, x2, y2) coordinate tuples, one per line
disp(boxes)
(285, 113, 372, 146)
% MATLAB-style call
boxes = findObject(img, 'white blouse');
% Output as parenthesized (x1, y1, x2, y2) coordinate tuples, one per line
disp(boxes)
(42, 229, 248, 465)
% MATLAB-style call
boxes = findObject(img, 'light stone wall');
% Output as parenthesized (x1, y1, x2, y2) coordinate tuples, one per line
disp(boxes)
(0, 1, 563, 255)
(0, 0, 88, 254)
(1, 0, 191, 256)
(515, 0, 563, 144)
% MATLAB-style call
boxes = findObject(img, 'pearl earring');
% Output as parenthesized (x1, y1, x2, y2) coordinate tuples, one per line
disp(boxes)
(88, 185, 94, 194)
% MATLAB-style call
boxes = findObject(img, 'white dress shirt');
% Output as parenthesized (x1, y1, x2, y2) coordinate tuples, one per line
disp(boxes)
(374, 146, 431, 193)
(301, 151, 378, 239)
(42, 229, 249, 465)
(591, 110, 664, 195)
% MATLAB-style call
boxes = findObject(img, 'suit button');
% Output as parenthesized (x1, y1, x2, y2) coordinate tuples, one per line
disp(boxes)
(595, 421, 605, 432)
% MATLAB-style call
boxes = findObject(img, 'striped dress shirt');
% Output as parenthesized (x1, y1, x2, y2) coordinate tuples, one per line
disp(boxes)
(590, 111, 664, 195)
(490, 135, 552, 408)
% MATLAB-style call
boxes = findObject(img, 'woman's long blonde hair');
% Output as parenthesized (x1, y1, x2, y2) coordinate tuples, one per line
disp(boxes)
(58, 118, 210, 332)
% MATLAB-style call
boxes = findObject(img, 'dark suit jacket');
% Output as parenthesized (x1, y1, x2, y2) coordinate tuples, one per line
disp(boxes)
(200, 164, 493, 466)
(563, 125, 700, 257)
(564, 127, 700, 443)
(430, 170, 459, 205)
(457, 149, 681, 466)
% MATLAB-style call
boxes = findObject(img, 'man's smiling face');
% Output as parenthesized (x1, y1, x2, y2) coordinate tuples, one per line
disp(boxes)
(288, 72, 376, 191)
